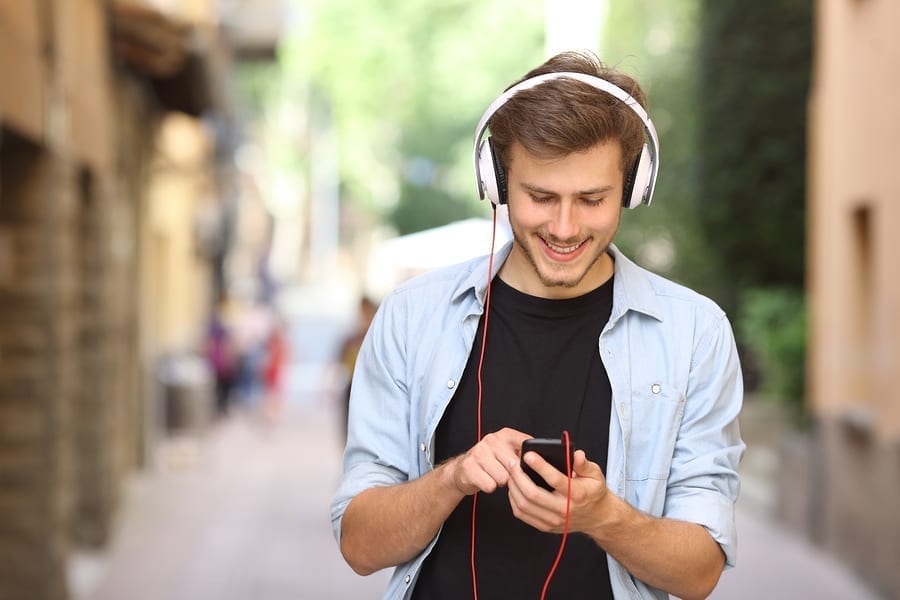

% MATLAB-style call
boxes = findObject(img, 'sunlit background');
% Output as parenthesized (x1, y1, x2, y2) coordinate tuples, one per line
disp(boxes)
(0, 0, 897, 599)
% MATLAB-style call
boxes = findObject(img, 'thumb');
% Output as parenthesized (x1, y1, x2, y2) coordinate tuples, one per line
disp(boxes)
(572, 450, 604, 481)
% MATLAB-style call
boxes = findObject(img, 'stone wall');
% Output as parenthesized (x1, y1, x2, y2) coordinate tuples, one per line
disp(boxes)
(807, 0, 900, 597)
(0, 1, 150, 596)
(71, 167, 117, 548)
(820, 422, 900, 599)
(0, 137, 78, 600)
(0, 1, 228, 596)
(778, 419, 900, 598)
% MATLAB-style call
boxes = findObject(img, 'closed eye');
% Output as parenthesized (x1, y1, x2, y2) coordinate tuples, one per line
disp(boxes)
(529, 194, 554, 204)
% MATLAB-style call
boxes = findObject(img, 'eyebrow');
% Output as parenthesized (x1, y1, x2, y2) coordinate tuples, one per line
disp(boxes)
(521, 182, 616, 196)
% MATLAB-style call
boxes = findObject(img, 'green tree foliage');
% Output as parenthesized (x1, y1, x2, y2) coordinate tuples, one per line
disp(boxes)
(738, 287, 807, 423)
(601, 0, 722, 294)
(696, 1, 812, 405)
(282, 0, 545, 235)
(604, 0, 812, 405)
(696, 0, 813, 314)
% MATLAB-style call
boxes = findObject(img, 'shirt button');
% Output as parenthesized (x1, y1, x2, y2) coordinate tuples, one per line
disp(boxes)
(447, 379, 456, 389)
(651, 384, 661, 394)
(405, 575, 411, 584)
(420, 442, 426, 452)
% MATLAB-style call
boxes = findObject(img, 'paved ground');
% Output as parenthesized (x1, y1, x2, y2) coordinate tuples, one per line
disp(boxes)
(75, 398, 391, 600)
(71, 391, 884, 600)
(713, 508, 880, 599)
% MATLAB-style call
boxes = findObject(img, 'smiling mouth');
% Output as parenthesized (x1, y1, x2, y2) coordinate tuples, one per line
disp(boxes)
(543, 238, 587, 254)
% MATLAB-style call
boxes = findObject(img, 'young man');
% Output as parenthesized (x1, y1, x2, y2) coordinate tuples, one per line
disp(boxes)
(331, 51, 744, 600)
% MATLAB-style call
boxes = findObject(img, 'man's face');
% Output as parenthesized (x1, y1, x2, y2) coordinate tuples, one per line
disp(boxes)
(500, 140, 624, 299)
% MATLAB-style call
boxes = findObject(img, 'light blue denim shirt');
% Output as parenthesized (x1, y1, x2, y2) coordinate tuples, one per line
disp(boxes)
(332, 242, 745, 599)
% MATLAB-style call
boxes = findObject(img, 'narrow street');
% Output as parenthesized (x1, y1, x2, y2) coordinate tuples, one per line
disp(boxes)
(77, 398, 391, 600)
(72, 299, 883, 600)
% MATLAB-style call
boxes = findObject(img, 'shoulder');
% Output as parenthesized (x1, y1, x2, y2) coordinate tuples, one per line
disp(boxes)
(644, 269, 726, 321)
(611, 246, 728, 324)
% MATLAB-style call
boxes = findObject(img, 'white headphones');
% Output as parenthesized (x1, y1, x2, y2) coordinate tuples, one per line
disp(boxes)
(473, 71, 660, 209)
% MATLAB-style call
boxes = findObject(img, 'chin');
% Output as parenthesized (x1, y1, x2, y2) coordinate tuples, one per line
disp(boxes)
(539, 273, 585, 289)
(533, 261, 585, 287)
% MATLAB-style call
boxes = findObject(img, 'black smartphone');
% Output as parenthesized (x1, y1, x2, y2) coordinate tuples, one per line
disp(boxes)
(520, 437, 574, 491)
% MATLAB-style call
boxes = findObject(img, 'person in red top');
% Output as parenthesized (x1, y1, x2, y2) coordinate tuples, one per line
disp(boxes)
(261, 317, 289, 422)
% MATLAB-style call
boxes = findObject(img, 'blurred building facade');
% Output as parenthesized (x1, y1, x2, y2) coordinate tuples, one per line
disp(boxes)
(805, 0, 899, 597)
(0, 1, 271, 598)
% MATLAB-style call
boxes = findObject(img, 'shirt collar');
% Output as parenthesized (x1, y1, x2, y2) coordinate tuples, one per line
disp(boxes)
(451, 240, 664, 322)
(452, 241, 513, 309)
(607, 244, 664, 323)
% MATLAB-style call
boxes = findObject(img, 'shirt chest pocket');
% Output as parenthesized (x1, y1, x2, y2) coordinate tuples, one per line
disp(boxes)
(625, 382, 686, 481)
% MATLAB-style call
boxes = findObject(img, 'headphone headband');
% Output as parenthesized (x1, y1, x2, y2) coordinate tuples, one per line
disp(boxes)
(473, 71, 660, 208)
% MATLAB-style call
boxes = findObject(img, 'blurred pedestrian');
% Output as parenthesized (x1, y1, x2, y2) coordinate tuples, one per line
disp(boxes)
(205, 295, 237, 417)
(338, 296, 377, 443)
(261, 315, 289, 423)
(230, 298, 272, 410)
(332, 51, 744, 600)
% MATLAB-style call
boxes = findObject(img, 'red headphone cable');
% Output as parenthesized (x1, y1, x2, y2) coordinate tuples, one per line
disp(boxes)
(470, 208, 498, 600)
(470, 210, 573, 599)
(540, 429, 573, 600)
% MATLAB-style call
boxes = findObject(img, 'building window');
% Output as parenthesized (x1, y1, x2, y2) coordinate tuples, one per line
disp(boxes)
(848, 203, 874, 420)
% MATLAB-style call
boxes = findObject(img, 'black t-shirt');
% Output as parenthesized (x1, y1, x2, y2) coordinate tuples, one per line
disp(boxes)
(412, 275, 615, 600)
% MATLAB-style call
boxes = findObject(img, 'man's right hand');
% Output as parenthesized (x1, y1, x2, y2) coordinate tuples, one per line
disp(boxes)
(339, 427, 530, 575)
(447, 427, 532, 495)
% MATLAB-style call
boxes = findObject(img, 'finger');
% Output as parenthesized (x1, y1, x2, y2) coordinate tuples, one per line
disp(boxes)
(497, 427, 534, 448)
(480, 454, 513, 487)
(458, 458, 502, 493)
(572, 450, 604, 481)
(522, 451, 569, 491)
(467, 446, 509, 491)
(470, 470, 500, 494)
(482, 429, 532, 471)
(464, 439, 518, 490)
(509, 457, 566, 511)
(507, 471, 567, 531)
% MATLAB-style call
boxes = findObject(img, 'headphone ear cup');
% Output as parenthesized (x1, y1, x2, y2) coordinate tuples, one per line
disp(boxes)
(623, 144, 652, 209)
(477, 138, 500, 205)
(477, 137, 508, 205)
(488, 138, 508, 205)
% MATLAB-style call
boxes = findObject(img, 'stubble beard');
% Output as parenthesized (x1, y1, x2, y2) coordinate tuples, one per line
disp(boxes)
(511, 226, 608, 290)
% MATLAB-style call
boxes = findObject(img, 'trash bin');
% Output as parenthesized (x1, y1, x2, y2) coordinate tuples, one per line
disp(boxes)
(158, 353, 214, 433)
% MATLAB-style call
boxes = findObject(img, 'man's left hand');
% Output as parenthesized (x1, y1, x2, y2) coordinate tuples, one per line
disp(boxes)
(507, 449, 611, 536)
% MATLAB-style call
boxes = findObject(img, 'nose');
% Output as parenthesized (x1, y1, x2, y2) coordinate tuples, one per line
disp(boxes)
(547, 201, 579, 242)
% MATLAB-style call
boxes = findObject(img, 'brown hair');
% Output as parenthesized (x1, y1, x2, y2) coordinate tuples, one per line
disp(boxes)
(488, 51, 648, 176)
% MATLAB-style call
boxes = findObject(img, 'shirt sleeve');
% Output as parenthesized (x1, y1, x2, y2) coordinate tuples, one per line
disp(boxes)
(664, 311, 746, 568)
(330, 290, 413, 545)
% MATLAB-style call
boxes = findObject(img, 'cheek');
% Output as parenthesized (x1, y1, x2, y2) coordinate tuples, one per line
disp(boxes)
(514, 216, 543, 233)
(508, 206, 543, 231)
(585, 207, 621, 232)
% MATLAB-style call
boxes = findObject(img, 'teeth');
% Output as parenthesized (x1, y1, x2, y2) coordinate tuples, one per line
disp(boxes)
(546, 240, 583, 254)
